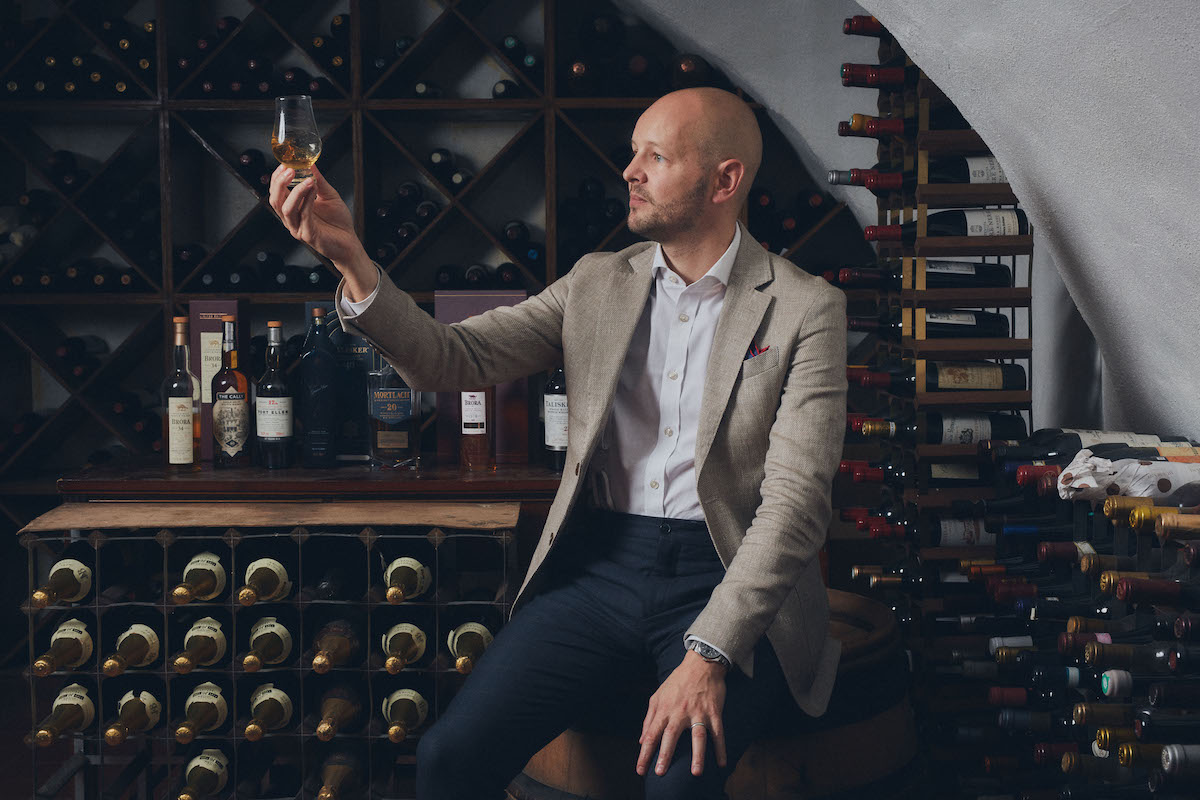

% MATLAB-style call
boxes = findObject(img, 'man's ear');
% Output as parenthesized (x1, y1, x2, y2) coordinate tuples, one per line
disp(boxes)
(713, 158, 746, 205)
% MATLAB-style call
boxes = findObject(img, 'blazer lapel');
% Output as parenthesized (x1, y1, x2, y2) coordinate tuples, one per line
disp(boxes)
(695, 228, 774, 475)
(583, 245, 656, 425)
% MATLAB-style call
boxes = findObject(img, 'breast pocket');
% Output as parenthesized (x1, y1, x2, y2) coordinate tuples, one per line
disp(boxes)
(738, 348, 781, 380)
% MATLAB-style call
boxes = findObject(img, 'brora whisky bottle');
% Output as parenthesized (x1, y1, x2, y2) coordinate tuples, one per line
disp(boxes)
(163, 316, 200, 470)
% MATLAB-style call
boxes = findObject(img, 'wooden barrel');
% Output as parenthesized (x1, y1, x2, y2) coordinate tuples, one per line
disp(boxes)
(508, 588, 916, 800)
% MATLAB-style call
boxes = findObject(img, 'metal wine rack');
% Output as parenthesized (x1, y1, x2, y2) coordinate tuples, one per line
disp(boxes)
(21, 500, 519, 799)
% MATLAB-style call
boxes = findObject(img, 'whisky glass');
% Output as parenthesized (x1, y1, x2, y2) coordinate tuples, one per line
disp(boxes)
(272, 95, 321, 187)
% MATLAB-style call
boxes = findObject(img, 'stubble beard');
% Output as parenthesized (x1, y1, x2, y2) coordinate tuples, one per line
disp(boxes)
(626, 177, 710, 244)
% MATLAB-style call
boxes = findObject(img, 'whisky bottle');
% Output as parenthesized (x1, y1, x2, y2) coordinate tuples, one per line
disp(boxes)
(33, 683, 95, 747)
(299, 308, 339, 467)
(31, 553, 92, 608)
(33, 617, 94, 677)
(447, 619, 494, 674)
(178, 748, 230, 800)
(162, 316, 200, 470)
(256, 321, 293, 469)
(311, 619, 362, 673)
(172, 616, 227, 674)
(243, 682, 294, 741)
(384, 555, 433, 604)
(174, 682, 228, 744)
(171, 551, 227, 604)
(315, 748, 363, 800)
(212, 315, 250, 467)
(102, 621, 161, 676)
(367, 356, 421, 468)
(238, 558, 292, 606)
(383, 622, 428, 674)
(382, 687, 429, 742)
(104, 689, 162, 745)
(242, 616, 293, 672)
(315, 684, 363, 741)
(459, 387, 496, 470)
(543, 367, 567, 473)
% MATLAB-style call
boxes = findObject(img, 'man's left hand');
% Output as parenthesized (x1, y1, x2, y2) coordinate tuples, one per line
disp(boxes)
(636, 649, 728, 778)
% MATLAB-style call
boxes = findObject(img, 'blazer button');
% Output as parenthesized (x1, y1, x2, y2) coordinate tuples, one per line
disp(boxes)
(574, 462, 580, 476)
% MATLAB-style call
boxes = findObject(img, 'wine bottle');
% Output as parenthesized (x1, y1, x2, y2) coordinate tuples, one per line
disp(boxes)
(838, 261, 1012, 290)
(238, 557, 292, 606)
(851, 360, 1027, 393)
(447, 618, 494, 674)
(427, 147, 455, 183)
(671, 53, 714, 89)
(831, 156, 1008, 194)
(382, 622, 428, 673)
(171, 551, 227, 604)
(463, 263, 490, 288)
(383, 555, 432, 604)
(311, 618, 362, 673)
(31, 554, 92, 608)
(865, 209, 1030, 242)
(492, 79, 520, 99)
(172, 616, 227, 674)
(838, 106, 971, 140)
(33, 683, 95, 747)
(840, 60, 920, 90)
(460, 386, 496, 470)
(412, 79, 442, 99)
(381, 687, 429, 742)
(315, 748, 363, 800)
(255, 321, 293, 469)
(162, 316, 200, 471)
(174, 682, 228, 744)
(103, 688, 162, 746)
(860, 412, 1026, 446)
(243, 682, 293, 741)
(564, 57, 598, 95)
(33, 617, 94, 677)
(315, 684, 363, 740)
(178, 748, 230, 799)
(414, 199, 441, 225)
(299, 308, 339, 467)
(211, 315, 250, 467)
(241, 616, 293, 672)
(102, 621, 160, 676)
(843, 15, 884, 36)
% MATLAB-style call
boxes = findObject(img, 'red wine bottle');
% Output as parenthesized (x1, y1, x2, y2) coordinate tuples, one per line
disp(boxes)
(865, 209, 1029, 243)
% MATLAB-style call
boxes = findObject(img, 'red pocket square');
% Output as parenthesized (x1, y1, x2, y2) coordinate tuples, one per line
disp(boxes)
(744, 343, 770, 360)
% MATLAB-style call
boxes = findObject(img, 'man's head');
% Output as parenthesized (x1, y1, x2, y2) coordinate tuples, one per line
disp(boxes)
(623, 87, 762, 245)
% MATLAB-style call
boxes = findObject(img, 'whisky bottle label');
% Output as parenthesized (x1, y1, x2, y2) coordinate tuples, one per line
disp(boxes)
(925, 260, 977, 276)
(962, 209, 1021, 236)
(250, 683, 293, 726)
(51, 559, 92, 601)
(212, 392, 249, 456)
(447, 621, 494, 654)
(200, 332, 222, 404)
(117, 623, 160, 666)
(964, 156, 1007, 184)
(938, 519, 996, 547)
(383, 622, 427, 661)
(185, 617, 227, 664)
(53, 683, 95, 728)
(184, 552, 227, 599)
(384, 557, 432, 599)
(245, 558, 291, 600)
(930, 463, 981, 481)
(544, 395, 568, 449)
(249, 617, 292, 662)
(940, 414, 992, 445)
(51, 618, 93, 665)
(370, 387, 414, 422)
(166, 397, 194, 464)
(256, 396, 293, 438)
(382, 688, 429, 727)
(461, 391, 487, 433)
(188, 749, 229, 792)
(185, 683, 228, 730)
(118, 690, 162, 727)
(935, 364, 1004, 390)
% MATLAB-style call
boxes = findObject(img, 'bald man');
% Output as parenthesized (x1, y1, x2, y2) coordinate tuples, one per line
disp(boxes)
(269, 87, 847, 800)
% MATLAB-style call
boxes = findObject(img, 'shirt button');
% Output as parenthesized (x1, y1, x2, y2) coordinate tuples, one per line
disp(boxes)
(664, 427, 674, 437)
(678, 313, 689, 323)
(669, 275, 679, 284)
(650, 480, 660, 489)
(668, 370, 678, 380)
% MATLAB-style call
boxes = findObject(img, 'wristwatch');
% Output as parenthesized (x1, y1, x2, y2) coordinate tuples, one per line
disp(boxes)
(685, 639, 731, 668)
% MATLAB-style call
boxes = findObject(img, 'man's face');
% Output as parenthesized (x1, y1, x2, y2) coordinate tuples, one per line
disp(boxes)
(623, 104, 712, 243)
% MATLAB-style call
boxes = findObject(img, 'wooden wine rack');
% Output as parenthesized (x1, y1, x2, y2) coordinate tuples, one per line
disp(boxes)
(0, 0, 871, 533)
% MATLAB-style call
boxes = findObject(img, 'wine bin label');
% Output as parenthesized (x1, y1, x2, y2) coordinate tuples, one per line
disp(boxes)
(255, 396, 293, 438)
(213, 392, 249, 456)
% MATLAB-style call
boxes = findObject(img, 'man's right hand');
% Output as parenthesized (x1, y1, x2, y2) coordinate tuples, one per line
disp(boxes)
(268, 164, 378, 302)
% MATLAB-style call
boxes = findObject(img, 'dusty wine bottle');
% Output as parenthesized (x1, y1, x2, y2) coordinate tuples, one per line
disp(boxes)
(174, 682, 228, 744)
(241, 616, 293, 672)
(382, 687, 429, 743)
(104, 689, 161, 745)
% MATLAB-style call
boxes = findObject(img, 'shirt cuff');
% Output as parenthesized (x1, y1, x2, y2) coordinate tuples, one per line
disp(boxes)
(684, 635, 733, 666)
(339, 265, 383, 319)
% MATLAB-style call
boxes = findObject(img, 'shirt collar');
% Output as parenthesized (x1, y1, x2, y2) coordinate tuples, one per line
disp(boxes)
(650, 224, 742, 287)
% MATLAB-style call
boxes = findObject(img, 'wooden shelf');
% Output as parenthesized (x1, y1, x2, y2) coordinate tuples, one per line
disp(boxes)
(915, 444, 985, 460)
(897, 337, 1033, 359)
(916, 183, 1018, 207)
(899, 288, 1031, 308)
(912, 390, 1033, 410)
(915, 130, 991, 156)
(915, 236, 1034, 257)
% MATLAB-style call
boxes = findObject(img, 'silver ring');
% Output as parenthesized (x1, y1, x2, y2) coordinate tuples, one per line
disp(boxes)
(691, 722, 707, 729)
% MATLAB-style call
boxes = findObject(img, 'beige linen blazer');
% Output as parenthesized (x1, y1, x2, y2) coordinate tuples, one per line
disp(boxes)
(336, 222, 848, 716)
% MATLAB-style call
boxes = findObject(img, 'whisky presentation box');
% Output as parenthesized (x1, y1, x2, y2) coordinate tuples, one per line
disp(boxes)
(189, 299, 244, 460)
(434, 290, 529, 465)
(311, 301, 372, 461)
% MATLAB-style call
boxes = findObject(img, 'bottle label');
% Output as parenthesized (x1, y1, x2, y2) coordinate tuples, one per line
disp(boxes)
(212, 393, 249, 456)
(166, 397, 194, 464)
(1095, 633, 1113, 644)
(52, 558, 92, 601)
(447, 621, 494, 655)
(988, 635, 1033, 655)
(930, 463, 980, 480)
(249, 617, 292, 662)
(1059, 429, 1161, 448)
(544, 395, 568, 449)
(184, 552, 227, 599)
(370, 387, 415, 424)
(962, 209, 1022, 236)
(382, 688, 429, 728)
(200, 332, 222, 404)
(935, 364, 1003, 390)
(188, 749, 229, 792)
(938, 519, 996, 547)
(118, 690, 162, 727)
(1074, 542, 1097, 557)
(384, 556, 432, 599)
(925, 260, 977, 276)
(925, 311, 977, 325)
(256, 397, 293, 438)
(383, 622, 427, 661)
(117, 623, 160, 666)
(185, 617, 227, 664)
(940, 415, 992, 445)
(964, 156, 1007, 184)
(250, 683, 293, 726)
(185, 683, 228, 730)
(245, 558, 291, 601)
(53, 683, 95, 728)
(51, 619, 93, 665)
(461, 391, 487, 433)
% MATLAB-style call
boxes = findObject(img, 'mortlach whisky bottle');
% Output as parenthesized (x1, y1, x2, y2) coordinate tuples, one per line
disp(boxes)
(367, 355, 421, 468)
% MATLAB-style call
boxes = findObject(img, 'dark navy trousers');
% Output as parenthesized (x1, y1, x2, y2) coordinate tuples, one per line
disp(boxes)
(416, 507, 792, 799)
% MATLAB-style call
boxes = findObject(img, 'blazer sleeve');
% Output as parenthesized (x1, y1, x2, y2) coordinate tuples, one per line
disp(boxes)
(684, 284, 847, 668)
(333, 261, 580, 392)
